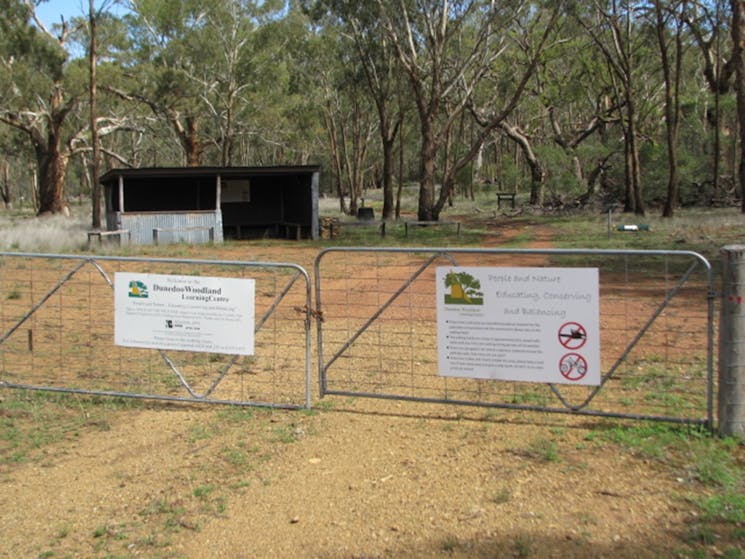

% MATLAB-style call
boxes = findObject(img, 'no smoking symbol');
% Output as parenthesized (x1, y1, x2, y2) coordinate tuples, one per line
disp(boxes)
(559, 353, 588, 381)
(558, 322, 587, 350)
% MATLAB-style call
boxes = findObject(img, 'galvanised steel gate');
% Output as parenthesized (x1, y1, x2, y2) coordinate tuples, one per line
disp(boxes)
(315, 247, 714, 427)
(0, 253, 312, 409)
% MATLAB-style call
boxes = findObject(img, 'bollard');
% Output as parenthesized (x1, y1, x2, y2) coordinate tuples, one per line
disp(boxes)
(719, 245, 745, 437)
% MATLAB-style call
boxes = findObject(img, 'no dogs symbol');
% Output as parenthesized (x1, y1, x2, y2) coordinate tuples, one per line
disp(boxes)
(558, 322, 587, 350)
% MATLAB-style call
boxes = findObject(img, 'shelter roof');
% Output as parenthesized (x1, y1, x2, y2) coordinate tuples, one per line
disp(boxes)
(99, 165, 321, 184)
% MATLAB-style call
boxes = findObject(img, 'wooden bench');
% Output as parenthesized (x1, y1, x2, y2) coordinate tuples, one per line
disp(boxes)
(332, 220, 387, 238)
(496, 192, 516, 209)
(404, 220, 460, 237)
(87, 229, 130, 248)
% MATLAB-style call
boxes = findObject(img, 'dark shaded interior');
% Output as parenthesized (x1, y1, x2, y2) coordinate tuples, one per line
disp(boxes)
(221, 174, 313, 239)
(101, 167, 318, 240)
(109, 177, 217, 212)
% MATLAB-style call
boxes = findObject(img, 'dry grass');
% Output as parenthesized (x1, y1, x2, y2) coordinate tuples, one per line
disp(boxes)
(0, 207, 89, 252)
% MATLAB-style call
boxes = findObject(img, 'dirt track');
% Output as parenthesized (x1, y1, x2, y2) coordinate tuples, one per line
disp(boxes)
(1, 398, 695, 559)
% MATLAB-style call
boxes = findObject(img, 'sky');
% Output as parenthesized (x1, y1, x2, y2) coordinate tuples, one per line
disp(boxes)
(34, 0, 126, 28)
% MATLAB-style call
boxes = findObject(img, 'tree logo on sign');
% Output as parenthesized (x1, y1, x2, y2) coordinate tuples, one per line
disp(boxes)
(128, 280, 149, 298)
(444, 271, 483, 305)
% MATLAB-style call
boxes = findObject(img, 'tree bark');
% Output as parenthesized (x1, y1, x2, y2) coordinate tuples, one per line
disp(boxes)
(381, 131, 396, 220)
(184, 116, 201, 167)
(418, 121, 439, 221)
(170, 113, 202, 167)
(499, 121, 546, 206)
(629, 106, 645, 215)
(732, 0, 745, 212)
(36, 143, 69, 215)
(35, 88, 72, 215)
(1, 160, 12, 209)
(396, 119, 404, 219)
(656, 0, 683, 218)
(322, 97, 349, 215)
(89, 0, 102, 228)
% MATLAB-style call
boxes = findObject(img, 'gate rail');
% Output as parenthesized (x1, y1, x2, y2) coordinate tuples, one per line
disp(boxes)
(315, 247, 714, 427)
(0, 252, 311, 409)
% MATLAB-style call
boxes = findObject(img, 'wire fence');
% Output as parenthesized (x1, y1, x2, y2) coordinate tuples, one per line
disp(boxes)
(0, 247, 716, 427)
(315, 247, 714, 427)
(0, 253, 311, 409)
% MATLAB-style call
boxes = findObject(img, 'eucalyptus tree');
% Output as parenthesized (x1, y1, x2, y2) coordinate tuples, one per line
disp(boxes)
(573, 0, 657, 216)
(374, 0, 562, 221)
(0, 127, 31, 208)
(731, 0, 745, 211)
(120, 0, 290, 167)
(350, 15, 407, 220)
(63, 7, 142, 190)
(687, 0, 734, 91)
(0, 158, 10, 209)
(532, 14, 623, 202)
(120, 0, 216, 166)
(269, 3, 328, 166)
(649, 0, 686, 217)
(314, 26, 378, 216)
(89, 0, 102, 226)
(308, 0, 407, 219)
(0, 0, 77, 214)
(195, 0, 291, 166)
(682, 0, 736, 202)
(325, 71, 377, 216)
(85, 0, 127, 225)
(0, 0, 129, 214)
(477, 8, 605, 207)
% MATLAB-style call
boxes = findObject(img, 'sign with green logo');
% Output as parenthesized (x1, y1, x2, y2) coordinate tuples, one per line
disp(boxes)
(114, 272, 255, 355)
(437, 267, 600, 385)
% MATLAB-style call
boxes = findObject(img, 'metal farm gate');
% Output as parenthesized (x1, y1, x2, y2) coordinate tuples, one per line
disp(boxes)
(0, 253, 311, 409)
(315, 247, 715, 427)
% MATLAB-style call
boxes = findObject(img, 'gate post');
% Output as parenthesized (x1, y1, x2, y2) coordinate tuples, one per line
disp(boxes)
(719, 245, 745, 437)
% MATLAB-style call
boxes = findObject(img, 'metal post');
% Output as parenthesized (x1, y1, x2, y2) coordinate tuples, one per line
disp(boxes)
(608, 209, 612, 239)
(719, 245, 745, 437)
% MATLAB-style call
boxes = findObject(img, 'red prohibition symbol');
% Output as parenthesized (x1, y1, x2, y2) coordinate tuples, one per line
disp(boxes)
(558, 321, 587, 350)
(559, 353, 588, 381)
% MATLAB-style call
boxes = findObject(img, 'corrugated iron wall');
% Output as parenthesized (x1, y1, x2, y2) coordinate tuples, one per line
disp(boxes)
(117, 211, 223, 245)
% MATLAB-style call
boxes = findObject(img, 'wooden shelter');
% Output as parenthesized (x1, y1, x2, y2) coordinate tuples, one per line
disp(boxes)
(98, 166, 320, 245)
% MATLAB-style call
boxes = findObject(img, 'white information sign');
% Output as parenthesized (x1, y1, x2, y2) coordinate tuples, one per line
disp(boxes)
(437, 267, 600, 385)
(114, 272, 255, 355)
